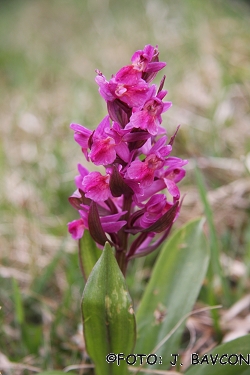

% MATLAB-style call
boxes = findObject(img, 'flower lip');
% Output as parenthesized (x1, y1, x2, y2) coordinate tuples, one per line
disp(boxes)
(82, 172, 111, 202)
(145, 98, 162, 115)
(89, 137, 116, 166)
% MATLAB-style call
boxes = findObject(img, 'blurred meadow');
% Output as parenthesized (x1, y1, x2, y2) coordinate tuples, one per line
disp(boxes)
(0, 0, 250, 373)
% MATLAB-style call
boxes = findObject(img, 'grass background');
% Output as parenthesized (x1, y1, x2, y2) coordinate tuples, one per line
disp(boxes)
(0, 0, 250, 373)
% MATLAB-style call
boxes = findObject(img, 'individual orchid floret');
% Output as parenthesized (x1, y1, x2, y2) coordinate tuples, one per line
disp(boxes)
(89, 116, 116, 166)
(126, 154, 164, 188)
(145, 136, 172, 158)
(70, 123, 92, 160)
(74, 164, 89, 190)
(106, 122, 130, 162)
(163, 166, 187, 201)
(136, 194, 175, 229)
(125, 95, 172, 136)
(125, 136, 172, 188)
(131, 44, 166, 82)
(67, 218, 85, 240)
(96, 70, 150, 108)
(90, 136, 116, 165)
(90, 117, 131, 165)
(160, 158, 188, 200)
(82, 171, 111, 202)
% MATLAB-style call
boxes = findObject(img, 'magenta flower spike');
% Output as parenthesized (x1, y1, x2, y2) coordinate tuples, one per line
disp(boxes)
(68, 45, 188, 275)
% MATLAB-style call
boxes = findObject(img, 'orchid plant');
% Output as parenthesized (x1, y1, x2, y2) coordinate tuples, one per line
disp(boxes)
(63, 46, 250, 375)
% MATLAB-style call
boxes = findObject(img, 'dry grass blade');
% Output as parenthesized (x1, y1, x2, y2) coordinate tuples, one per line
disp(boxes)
(152, 306, 221, 356)
(0, 352, 41, 373)
(222, 294, 250, 321)
(221, 294, 250, 343)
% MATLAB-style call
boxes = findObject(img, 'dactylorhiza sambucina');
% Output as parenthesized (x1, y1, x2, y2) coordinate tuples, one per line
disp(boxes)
(68, 45, 188, 275)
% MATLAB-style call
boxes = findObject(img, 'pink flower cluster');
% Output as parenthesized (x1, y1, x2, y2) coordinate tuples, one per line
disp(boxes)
(68, 45, 187, 266)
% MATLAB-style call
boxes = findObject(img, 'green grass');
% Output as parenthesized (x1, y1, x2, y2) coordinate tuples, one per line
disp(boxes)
(0, 0, 250, 373)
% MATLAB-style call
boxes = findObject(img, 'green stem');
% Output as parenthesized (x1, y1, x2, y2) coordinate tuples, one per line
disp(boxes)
(116, 250, 128, 276)
(116, 194, 132, 276)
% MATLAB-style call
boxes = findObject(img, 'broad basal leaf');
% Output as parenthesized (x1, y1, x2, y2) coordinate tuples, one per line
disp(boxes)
(81, 242, 136, 375)
(185, 334, 250, 375)
(135, 218, 210, 371)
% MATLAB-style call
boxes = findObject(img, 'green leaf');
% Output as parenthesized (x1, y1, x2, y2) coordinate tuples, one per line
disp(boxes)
(32, 243, 65, 294)
(12, 278, 24, 324)
(21, 323, 43, 354)
(37, 372, 75, 375)
(195, 165, 231, 306)
(78, 229, 101, 281)
(135, 218, 210, 371)
(81, 242, 136, 375)
(185, 334, 250, 375)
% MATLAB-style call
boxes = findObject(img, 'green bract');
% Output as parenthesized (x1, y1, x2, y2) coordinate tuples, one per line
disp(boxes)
(78, 230, 101, 281)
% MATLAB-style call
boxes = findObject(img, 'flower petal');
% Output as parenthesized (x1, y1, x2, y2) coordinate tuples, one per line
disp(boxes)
(67, 219, 85, 240)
